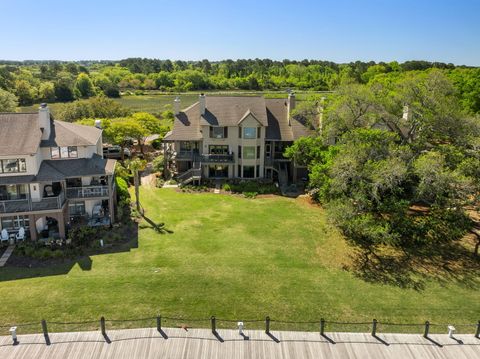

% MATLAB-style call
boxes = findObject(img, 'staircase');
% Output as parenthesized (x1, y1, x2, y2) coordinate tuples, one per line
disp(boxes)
(176, 167, 202, 185)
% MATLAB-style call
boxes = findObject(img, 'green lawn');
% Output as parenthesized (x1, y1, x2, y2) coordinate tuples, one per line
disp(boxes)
(0, 188, 478, 334)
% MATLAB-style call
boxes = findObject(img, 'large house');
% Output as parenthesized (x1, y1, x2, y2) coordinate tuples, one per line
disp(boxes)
(0, 104, 116, 241)
(163, 94, 316, 185)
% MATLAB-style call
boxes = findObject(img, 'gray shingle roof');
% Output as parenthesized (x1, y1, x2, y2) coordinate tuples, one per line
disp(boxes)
(40, 120, 102, 147)
(36, 154, 116, 181)
(0, 113, 42, 155)
(165, 96, 316, 142)
(0, 112, 102, 157)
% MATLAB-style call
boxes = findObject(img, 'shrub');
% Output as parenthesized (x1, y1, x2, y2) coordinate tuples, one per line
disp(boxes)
(222, 183, 231, 191)
(116, 176, 130, 202)
(152, 155, 164, 173)
(68, 226, 98, 247)
(151, 138, 162, 150)
(243, 191, 258, 198)
(156, 178, 165, 188)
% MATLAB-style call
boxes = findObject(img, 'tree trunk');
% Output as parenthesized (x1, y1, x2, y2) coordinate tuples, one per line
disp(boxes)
(134, 170, 140, 213)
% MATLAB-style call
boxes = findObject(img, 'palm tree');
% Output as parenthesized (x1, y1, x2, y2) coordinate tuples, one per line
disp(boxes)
(126, 158, 147, 213)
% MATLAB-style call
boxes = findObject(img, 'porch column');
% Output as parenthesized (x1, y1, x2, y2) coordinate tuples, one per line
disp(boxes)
(28, 214, 37, 241)
(56, 213, 66, 239)
(108, 175, 115, 224)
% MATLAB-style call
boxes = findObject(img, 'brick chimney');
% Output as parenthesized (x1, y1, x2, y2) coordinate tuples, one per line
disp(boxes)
(287, 92, 296, 125)
(174, 96, 181, 115)
(38, 103, 51, 140)
(199, 93, 206, 116)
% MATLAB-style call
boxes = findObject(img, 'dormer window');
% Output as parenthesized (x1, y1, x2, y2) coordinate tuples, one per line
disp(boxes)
(243, 127, 257, 139)
(210, 126, 228, 139)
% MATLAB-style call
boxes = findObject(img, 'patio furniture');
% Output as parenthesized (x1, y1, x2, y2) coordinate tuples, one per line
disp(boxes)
(1, 229, 8, 244)
(44, 185, 54, 197)
(16, 227, 25, 241)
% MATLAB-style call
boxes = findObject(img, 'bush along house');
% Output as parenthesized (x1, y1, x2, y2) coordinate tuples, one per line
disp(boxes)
(0, 104, 116, 241)
(163, 93, 316, 186)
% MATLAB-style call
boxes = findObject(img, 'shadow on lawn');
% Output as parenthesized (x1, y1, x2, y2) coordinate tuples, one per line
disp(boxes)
(139, 213, 174, 234)
(345, 242, 480, 291)
(0, 221, 139, 282)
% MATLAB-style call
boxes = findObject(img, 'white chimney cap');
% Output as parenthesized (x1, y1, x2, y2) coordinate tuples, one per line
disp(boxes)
(94, 120, 102, 128)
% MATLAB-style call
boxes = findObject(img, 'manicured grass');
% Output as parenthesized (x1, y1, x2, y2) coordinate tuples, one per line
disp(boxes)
(0, 188, 478, 334)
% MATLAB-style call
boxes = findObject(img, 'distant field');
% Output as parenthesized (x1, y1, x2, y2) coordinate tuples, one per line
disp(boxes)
(18, 91, 329, 116)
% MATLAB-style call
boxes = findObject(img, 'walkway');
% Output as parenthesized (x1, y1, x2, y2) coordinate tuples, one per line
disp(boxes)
(0, 245, 15, 267)
(0, 327, 478, 359)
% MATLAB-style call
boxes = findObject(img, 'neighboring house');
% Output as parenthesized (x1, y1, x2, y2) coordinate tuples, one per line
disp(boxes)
(0, 104, 116, 240)
(163, 94, 316, 185)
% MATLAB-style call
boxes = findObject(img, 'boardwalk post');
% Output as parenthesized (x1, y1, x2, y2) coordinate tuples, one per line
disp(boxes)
(211, 316, 216, 334)
(100, 316, 106, 336)
(371, 319, 378, 336)
(475, 320, 480, 339)
(41, 319, 50, 345)
(265, 316, 271, 334)
(423, 321, 430, 338)
(320, 318, 325, 335)
(156, 315, 162, 332)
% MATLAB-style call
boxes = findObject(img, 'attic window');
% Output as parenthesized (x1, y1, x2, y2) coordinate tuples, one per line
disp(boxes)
(243, 127, 256, 139)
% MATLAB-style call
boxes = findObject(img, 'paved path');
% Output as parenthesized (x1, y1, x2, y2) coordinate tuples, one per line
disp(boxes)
(0, 245, 15, 267)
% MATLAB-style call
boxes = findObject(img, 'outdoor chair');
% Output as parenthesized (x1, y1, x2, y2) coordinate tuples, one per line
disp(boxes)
(1, 229, 9, 244)
(44, 185, 54, 197)
(16, 227, 25, 241)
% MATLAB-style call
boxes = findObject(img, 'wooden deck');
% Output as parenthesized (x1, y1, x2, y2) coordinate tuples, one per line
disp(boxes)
(0, 327, 478, 359)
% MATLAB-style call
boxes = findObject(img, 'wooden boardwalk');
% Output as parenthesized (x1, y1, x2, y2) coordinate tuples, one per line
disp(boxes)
(0, 327, 478, 359)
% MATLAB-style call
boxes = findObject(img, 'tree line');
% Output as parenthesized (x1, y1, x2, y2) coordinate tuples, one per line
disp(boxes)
(0, 58, 479, 114)
(285, 70, 480, 260)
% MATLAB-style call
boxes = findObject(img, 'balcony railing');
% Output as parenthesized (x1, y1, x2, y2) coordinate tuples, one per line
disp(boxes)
(0, 192, 66, 214)
(176, 151, 199, 160)
(200, 153, 235, 163)
(66, 186, 109, 199)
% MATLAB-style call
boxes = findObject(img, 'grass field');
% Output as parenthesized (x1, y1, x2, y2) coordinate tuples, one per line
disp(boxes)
(18, 91, 328, 116)
(0, 188, 478, 334)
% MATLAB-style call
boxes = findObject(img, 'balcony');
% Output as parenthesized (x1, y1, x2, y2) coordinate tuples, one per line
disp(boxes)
(200, 153, 235, 163)
(66, 186, 110, 199)
(0, 192, 66, 214)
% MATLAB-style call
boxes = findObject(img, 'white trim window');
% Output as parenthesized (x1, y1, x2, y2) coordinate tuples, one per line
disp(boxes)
(243, 127, 256, 139)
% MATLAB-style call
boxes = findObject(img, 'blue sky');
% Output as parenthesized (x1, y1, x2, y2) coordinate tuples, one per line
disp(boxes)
(0, 0, 479, 65)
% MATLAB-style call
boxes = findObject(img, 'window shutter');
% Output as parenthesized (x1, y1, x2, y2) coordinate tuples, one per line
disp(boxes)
(224, 127, 228, 138)
(209, 127, 213, 138)
(239, 127, 242, 138)
(238, 145, 242, 159)
(257, 127, 261, 138)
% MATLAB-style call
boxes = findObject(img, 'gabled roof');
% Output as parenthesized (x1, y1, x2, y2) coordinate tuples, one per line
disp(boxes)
(36, 154, 116, 181)
(199, 96, 268, 127)
(164, 96, 316, 142)
(40, 120, 102, 147)
(0, 113, 42, 155)
(237, 109, 262, 125)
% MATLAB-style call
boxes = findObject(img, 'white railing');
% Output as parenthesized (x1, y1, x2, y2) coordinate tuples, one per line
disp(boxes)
(66, 186, 109, 199)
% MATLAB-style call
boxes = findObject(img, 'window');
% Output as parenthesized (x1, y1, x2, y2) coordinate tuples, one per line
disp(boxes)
(0, 185, 27, 200)
(243, 146, 255, 159)
(51, 146, 78, 159)
(51, 147, 60, 159)
(210, 126, 228, 139)
(243, 127, 256, 139)
(60, 147, 69, 158)
(257, 146, 261, 159)
(180, 141, 192, 151)
(209, 145, 229, 155)
(68, 146, 78, 158)
(243, 166, 255, 178)
(1, 215, 29, 230)
(69, 201, 86, 216)
(0, 159, 27, 173)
